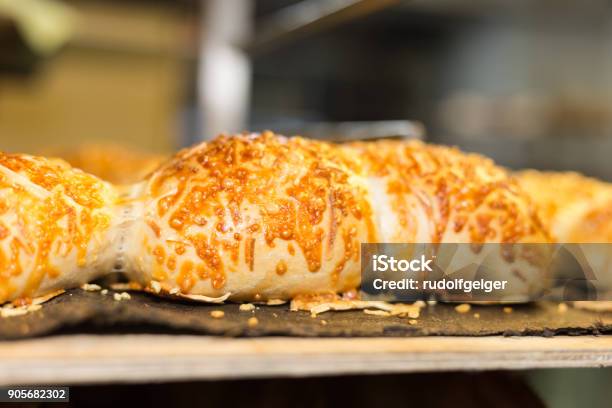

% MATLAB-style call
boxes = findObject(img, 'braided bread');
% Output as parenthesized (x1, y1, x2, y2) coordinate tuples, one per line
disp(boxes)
(0, 132, 551, 304)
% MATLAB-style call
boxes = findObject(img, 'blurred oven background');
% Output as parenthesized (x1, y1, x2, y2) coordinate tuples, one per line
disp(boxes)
(1, 0, 612, 180)
(1, 1, 612, 406)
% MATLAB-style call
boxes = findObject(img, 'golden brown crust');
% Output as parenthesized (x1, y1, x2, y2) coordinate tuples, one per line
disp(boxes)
(516, 170, 612, 243)
(341, 140, 550, 244)
(0, 133, 555, 303)
(138, 131, 374, 299)
(0, 153, 118, 303)
(137, 133, 551, 300)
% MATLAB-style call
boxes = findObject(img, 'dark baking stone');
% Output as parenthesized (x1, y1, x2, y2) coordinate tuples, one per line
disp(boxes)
(1, 289, 611, 340)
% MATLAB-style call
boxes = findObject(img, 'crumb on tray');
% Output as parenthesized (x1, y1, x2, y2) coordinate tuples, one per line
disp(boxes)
(150, 281, 162, 294)
(455, 304, 471, 313)
(210, 310, 225, 319)
(113, 292, 131, 301)
(239, 303, 255, 312)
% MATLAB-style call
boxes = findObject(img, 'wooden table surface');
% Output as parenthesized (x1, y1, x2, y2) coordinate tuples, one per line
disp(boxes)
(1, 335, 611, 385)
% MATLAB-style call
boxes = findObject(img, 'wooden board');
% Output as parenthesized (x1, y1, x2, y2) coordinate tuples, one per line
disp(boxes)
(0, 335, 611, 385)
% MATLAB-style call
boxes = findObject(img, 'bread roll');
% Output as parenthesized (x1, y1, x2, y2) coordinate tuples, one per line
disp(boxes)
(516, 170, 612, 243)
(129, 133, 374, 300)
(134, 132, 551, 301)
(517, 170, 612, 299)
(0, 153, 120, 303)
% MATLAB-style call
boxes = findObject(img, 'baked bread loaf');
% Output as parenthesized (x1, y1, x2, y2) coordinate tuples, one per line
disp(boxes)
(0, 132, 552, 304)
(132, 132, 551, 301)
(517, 170, 612, 299)
(516, 170, 612, 243)
(0, 153, 120, 303)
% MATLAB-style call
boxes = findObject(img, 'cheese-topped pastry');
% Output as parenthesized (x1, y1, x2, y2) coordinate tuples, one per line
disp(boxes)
(517, 170, 612, 243)
(132, 133, 551, 301)
(517, 170, 612, 298)
(0, 132, 553, 304)
(130, 133, 375, 300)
(0, 153, 120, 303)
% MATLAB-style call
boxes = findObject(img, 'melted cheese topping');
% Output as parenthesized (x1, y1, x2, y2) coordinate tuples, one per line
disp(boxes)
(135, 132, 550, 299)
(138, 132, 375, 298)
(0, 153, 118, 302)
(0, 133, 554, 303)
(342, 140, 550, 244)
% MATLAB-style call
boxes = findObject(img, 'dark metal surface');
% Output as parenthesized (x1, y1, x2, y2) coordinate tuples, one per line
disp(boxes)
(1, 289, 611, 340)
(249, 0, 400, 55)
(265, 120, 425, 141)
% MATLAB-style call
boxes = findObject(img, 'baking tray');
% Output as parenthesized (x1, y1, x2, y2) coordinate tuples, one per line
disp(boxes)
(1, 288, 611, 340)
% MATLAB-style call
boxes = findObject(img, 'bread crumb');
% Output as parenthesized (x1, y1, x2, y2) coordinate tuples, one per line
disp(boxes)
(239, 303, 255, 312)
(558, 303, 568, 313)
(409, 319, 418, 325)
(150, 281, 162, 294)
(455, 304, 471, 313)
(169, 287, 179, 295)
(113, 292, 131, 301)
(81, 283, 102, 292)
(408, 309, 420, 319)
(364, 309, 391, 317)
(1, 303, 42, 318)
(503, 307, 513, 314)
(473, 313, 480, 319)
(310, 303, 331, 317)
(1, 307, 27, 318)
(210, 310, 225, 319)
(247, 317, 258, 327)
(321, 320, 327, 325)
(101, 289, 108, 295)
